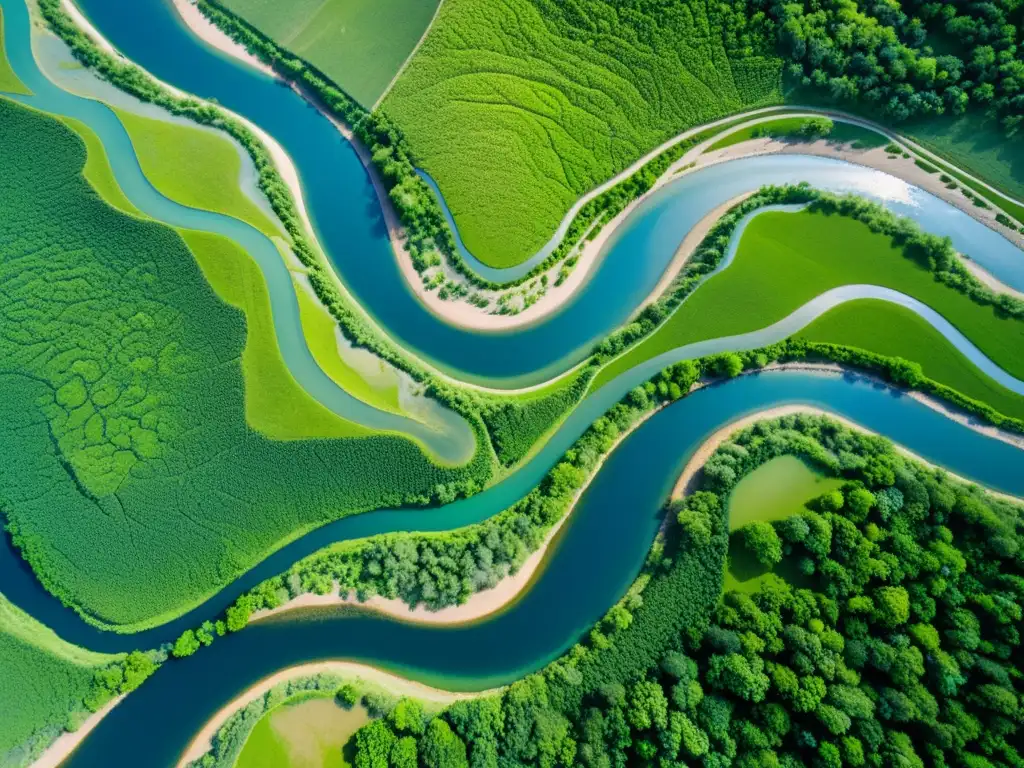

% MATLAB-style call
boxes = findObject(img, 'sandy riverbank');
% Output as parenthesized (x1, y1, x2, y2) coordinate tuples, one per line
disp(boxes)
(693, 130, 1024, 253)
(251, 395, 678, 626)
(30, 695, 126, 768)
(177, 661, 489, 767)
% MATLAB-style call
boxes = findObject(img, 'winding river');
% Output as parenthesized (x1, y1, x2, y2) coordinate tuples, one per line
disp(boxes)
(1, 0, 1024, 765)
(65, 0, 1024, 387)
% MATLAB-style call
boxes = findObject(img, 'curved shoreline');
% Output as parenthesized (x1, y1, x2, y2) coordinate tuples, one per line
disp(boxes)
(29, 695, 125, 768)
(165, 2, 1024, 332)
(176, 661, 493, 767)
(178, 383, 1023, 767)
(251, 361, 1024, 630)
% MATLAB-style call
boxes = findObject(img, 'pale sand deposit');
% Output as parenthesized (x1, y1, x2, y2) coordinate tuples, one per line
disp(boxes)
(139, 4, 1024, 331)
(170, 0, 277, 79)
(29, 695, 126, 768)
(177, 662, 490, 766)
(251, 396, 678, 626)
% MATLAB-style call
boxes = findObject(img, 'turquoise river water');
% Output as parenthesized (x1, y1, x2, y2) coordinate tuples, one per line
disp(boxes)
(0, 0, 1022, 765)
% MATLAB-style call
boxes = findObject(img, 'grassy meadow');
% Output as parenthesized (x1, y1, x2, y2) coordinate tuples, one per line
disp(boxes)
(217, 0, 439, 107)
(705, 116, 888, 152)
(0, 96, 489, 632)
(594, 209, 1024, 393)
(723, 455, 842, 593)
(797, 299, 1024, 421)
(113, 107, 281, 237)
(236, 695, 370, 768)
(382, 0, 783, 266)
(0, 594, 117, 762)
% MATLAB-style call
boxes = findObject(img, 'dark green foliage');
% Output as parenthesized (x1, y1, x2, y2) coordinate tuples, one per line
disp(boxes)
(0, 94, 491, 630)
(37, 0, 502, 460)
(479, 368, 595, 467)
(350, 415, 1024, 768)
(758, 0, 1024, 136)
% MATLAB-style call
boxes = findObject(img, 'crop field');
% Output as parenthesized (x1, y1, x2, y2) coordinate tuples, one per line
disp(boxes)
(382, 0, 784, 266)
(113, 107, 281, 237)
(798, 299, 1024, 421)
(905, 112, 1024, 203)
(0, 96, 489, 631)
(593, 209, 1024, 392)
(217, 0, 439, 107)
(0, 594, 116, 761)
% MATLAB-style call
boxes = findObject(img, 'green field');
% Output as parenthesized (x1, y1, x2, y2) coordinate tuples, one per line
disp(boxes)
(218, 0, 439, 107)
(706, 116, 888, 152)
(0, 6, 28, 95)
(593, 209, 1024, 393)
(237, 695, 369, 768)
(382, 0, 783, 266)
(58, 107, 378, 441)
(113, 107, 281, 238)
(0, 95, 488, 632)
(0, 594, 118, 761)
(798, 299, 1024, 421)
(293, 278, 403, 418)
(724, 455, 842, 592)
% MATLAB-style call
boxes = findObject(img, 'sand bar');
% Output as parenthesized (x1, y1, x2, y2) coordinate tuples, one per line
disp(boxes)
(177, 661, 493, 766)
(29, 695, 126, 768)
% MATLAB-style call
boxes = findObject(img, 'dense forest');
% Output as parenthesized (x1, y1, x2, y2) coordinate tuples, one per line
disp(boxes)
(542, 0, 1023, 135)
(345, 414, 1023, 767)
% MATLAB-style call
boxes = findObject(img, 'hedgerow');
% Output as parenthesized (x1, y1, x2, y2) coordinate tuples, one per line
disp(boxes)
(164, 333, 1023, 664)
(0, 96, 493, 632)
(348, 413, 1024, 768)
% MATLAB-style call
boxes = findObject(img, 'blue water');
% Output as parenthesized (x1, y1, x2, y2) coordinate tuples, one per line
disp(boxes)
(68, 0, 1024, 387)
(1, 2, 1023, 764)
(0, 0, 475, 462)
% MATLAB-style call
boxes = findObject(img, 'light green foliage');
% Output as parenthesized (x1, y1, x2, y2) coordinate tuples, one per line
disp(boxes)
(0, 97, 487, 631)
(182, 229, 376, 440)
(113, 107, 281, 238)
(0, 7, 30, 95)
(218, 0, 439, 106)
(0, 593, 118, 763)
(707, 116, 886, 151)
(905, 113, 1024, 203)
(598, 208, 1024, 386)
(383, 0, 783, 266)
(797, 299, 1024, 420)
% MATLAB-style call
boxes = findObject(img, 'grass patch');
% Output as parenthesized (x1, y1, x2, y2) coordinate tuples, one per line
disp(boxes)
(0, 593, 118, 762)
(903, 112, 1024, 216)
(723, 455, 842, 593)
(0, 95, 488, 632)
(796, 299, 1024, 420)
(217, 0, 439, 107)
(0, 6, 30, 95)
(706, 116, 886, 152)
(293, 276, 403, 417)
(236, 695, 369, 768)
(112, 106, 281, 237)
(182, 229, 374, 440)
(382, 0, 783, 267)
(593, 208, 1024, 389)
